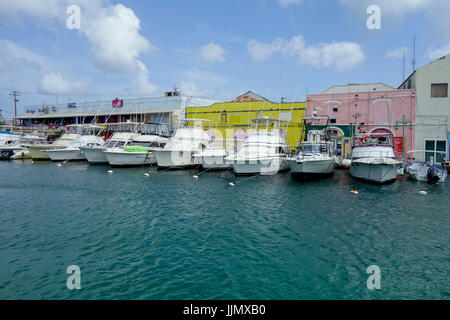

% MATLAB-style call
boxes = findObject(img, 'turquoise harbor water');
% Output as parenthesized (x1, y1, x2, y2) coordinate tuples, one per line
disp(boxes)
(0, 160, 449, 300)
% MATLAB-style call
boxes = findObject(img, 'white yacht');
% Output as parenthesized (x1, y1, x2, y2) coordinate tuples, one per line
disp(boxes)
(104, 134, 168, 166)
(80, 132, 139, 164)
(194, 139, 236, 170)
(153, 119, 212, 169)
(45, 135, 105, 161)
(226, 118, 289, 175)
(287, 132, 335, 178)
(27, 132, 81, 160)
(349, 134, 402, 183)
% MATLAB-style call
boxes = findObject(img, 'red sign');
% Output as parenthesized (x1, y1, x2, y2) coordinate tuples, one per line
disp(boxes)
(112, 98, 123, 108)
(393, 137, 403, 157)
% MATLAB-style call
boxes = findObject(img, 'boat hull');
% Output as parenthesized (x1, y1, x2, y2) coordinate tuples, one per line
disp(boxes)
(350, 161, 401, 183)
(104, 151, 156, 166)
(80, 147, 108, 164)
(153, 150, 199, 169)
(198, 155, 231, 170)
(27, 145, 64, 160)
(11, 147, 31, 160)
(231, 157, 288, 175)
(288, 158, 335, 177)
(45, 149, 85, 161)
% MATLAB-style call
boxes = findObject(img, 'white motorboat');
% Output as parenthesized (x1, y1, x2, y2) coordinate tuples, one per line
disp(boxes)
(404, 151, 448, 184)
(45, 135, 105, 161)
(80, 132, 139, 164)
(26, 133, 81, 160)
(349, 134, 402, 183)
(288, 130, 335, 178)
(288, 144, 335, 178)
(0, 132, 20, 160)
(226, 118, 289, 175)
(194, 139, 236, 170)
(104, 134, 168, 166)
(153, 119, 212, 169)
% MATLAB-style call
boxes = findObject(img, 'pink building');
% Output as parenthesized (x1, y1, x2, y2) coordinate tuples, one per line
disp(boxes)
(305, 85, 416, 160)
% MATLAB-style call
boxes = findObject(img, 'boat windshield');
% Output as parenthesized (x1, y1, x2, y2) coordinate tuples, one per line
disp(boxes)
(299, 143, 327, 154)
(128, 141, 165, 148)
(105, 140, 126, 149)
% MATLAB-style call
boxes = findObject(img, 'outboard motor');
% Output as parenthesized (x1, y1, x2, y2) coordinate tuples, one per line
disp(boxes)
(427, 166, 440, 184)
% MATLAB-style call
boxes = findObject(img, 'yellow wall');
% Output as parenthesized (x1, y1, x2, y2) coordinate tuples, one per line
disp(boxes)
(186, 101, 306, 148)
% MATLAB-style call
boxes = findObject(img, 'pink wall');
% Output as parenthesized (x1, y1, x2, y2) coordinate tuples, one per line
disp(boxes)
(306, 90, 416, 158)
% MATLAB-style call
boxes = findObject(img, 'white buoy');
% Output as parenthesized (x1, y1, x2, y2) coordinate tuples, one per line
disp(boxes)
(228, 182, 235, 187)
(144, 173, 150, 177)
(419, 190, 427, 196)
(193, 175, 199, 180)
(351, 190, 358, 195)
(108, 170, 113, 174)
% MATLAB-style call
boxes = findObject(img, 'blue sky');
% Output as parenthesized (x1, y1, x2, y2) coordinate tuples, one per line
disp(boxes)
(1, 0, 450, 119)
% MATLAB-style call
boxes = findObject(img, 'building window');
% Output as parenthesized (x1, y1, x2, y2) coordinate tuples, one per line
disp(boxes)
(431, 83, 448, 98)
(330, 118, 337, 124)
(333, 107, 338, 112)
(221, 112, 227, 124)
(407, 79, 412, 89)
(425, 139, 447, 163)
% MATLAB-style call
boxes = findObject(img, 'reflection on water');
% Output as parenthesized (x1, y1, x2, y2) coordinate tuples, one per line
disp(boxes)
(0, 161, 449, 299)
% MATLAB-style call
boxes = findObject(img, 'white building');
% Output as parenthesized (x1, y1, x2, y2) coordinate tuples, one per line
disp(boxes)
(15, 90, 218, 131)
(399, 54, 450, 162)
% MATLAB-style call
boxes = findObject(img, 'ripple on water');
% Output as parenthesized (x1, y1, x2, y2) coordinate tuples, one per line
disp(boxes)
(0, 162, 449, 299)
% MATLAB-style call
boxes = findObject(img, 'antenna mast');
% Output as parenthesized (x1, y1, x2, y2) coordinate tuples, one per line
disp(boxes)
(412, 35, 416, 72)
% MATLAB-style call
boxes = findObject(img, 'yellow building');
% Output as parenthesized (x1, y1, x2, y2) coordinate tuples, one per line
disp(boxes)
(186, 91, 306, 149)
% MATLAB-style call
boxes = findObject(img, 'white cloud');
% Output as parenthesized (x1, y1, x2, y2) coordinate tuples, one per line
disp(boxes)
(179, 69, 227, 97)
(0, 0, 159, 95)
(82, 3, 158, 94)
(38, 72, 89, 95)
(0, 39, 47, 71)
(247, 35, 366, 71)
(83, 4, 155, 73)
(247, 39, 283, 62)
(0, 0, 63, 20)
(199, 42, 226, 64)
(426, 44, 450, 60)
(278, 0, 303, 8)
(387, 47, 408, 59)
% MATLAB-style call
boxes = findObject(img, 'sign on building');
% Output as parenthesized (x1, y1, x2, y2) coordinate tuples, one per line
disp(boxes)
(393, 137, 403, 157)
(112, 98, 123, 108)
(68, 103, 76, 108)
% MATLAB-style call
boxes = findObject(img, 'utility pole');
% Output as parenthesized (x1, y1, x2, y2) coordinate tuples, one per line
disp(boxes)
(9, 90, 20, 126)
